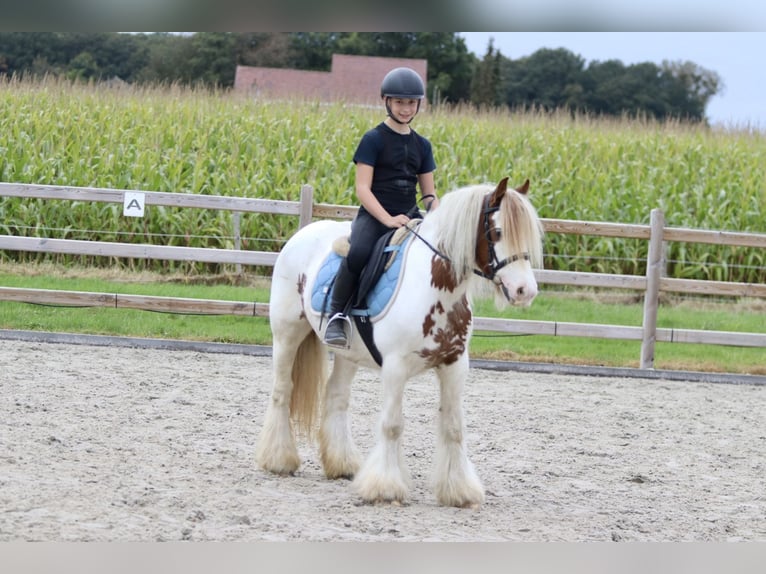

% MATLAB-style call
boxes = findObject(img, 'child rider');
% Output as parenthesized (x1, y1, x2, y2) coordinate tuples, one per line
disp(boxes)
(324, 66, 440, 348)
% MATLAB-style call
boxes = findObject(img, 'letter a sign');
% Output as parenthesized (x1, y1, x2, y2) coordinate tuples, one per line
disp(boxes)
(123, 192, 146, 217)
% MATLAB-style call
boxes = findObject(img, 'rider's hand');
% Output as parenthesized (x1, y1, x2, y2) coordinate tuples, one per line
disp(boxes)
(386, 214, 410, 228)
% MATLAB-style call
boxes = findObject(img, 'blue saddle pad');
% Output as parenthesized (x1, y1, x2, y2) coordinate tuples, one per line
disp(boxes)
(311, 233, 412, 320)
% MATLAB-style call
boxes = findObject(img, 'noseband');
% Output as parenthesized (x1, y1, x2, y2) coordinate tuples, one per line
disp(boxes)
(473, 194, 530, 285)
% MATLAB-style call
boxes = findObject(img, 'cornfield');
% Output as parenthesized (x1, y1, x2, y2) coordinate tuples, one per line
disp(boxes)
(1, 77, 764, 282)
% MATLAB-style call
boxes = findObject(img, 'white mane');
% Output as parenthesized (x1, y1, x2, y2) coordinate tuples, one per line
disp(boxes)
(427, 183, 491, 280)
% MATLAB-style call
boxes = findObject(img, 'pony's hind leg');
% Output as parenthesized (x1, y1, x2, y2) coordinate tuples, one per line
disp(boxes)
(256, 323, 315, 475)
(319, 354, 361, 479)
(352, 360, 411, 504)
(433, 358, 485, 507)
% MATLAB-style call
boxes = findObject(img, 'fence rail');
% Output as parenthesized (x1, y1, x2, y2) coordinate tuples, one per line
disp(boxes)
(2, 182, 765, 369)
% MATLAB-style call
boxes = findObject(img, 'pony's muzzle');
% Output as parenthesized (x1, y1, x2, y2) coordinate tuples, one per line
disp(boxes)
(502, 276, 538, 306)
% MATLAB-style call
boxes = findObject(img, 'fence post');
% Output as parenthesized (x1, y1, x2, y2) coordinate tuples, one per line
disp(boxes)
(232, 212, 242, 275)
(299, 184, 313, 229)
(640, 208, 665, 369)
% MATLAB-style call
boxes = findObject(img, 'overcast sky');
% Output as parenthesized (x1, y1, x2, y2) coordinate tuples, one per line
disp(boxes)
(458, 32, 765, 130)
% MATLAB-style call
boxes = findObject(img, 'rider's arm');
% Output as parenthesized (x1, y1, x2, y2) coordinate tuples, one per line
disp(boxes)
(417, 171, 439, 211)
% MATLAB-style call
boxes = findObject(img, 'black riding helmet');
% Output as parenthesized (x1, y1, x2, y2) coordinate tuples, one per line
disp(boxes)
(380, 67, 425, 124)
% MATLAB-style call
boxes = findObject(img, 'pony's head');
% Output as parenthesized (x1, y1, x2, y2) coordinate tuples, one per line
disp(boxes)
(476, 177, 543, 308)
(432, 177, 544, 309)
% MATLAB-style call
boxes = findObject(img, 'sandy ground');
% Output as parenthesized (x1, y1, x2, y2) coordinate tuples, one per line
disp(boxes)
(1, 339, 765, 542)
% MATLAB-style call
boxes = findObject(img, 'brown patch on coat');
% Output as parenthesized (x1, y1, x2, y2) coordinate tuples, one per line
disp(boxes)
(430, 255, 457, 292)
(421, 301, 446, 337)
(474, 213, 492, 278)
(297, 273, 307, 319)
(422, 306, 437, 338)
(418, 295, 472, 367)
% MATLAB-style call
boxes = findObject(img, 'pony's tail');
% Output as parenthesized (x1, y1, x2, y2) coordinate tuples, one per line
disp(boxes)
(289, 330, 328, 440)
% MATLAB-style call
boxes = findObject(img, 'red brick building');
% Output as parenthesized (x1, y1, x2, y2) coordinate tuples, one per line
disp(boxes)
(234, 54, 428, 106)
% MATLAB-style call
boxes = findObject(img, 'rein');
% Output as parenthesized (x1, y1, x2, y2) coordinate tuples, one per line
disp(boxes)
(405, 221, 451, 263)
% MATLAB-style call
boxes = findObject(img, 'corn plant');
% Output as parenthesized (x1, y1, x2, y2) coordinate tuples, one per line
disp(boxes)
(1, 77, 763, 282)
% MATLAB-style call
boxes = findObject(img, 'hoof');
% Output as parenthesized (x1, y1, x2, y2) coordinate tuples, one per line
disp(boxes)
(325, 471, 355, 481)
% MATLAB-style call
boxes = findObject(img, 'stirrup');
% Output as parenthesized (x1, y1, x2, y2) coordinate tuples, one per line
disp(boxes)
(324, 312, 353, 348)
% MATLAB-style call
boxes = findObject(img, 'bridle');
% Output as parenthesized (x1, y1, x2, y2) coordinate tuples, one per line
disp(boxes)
(406, 193, 530, 300)
(472, 194, 531, 300)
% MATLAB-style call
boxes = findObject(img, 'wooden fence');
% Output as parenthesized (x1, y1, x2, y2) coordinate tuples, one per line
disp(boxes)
(1, 182, 765, 370)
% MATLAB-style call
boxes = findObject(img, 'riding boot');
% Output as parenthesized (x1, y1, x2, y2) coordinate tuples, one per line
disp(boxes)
(324, 258, 356, 348)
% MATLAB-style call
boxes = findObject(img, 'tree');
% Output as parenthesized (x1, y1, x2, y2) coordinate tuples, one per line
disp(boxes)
(0, 33, 63, 77)
(134, 33, 191, 84)
(504, 48, 586, 111)
(67, 52, 100, 81)
(186, 32, 238, 87)
(287, 33, 340, 70)
(335, 32, 419, 59)
(580, 59, 716, 121)
(581, 59, 626, 115)
(238, 33, 294, 68)
(470, 38, 502, 107)
(95, 33, 149, 81)
(661, 60, 722, 121)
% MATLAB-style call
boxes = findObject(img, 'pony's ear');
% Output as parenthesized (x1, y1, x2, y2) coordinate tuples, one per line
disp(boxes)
(490, 177, 509, 207)
(515, 179, 530, 195)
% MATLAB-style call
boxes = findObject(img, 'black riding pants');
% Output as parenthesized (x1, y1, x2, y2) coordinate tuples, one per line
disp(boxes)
(346, 210, 392, 276)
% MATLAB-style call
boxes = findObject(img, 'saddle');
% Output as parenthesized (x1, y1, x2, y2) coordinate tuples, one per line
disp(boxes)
(332, 221, 415, 307)
(313, 218, 421, 366)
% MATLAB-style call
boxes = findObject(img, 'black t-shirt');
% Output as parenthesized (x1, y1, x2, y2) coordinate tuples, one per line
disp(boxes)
(352, 122, 436, 215)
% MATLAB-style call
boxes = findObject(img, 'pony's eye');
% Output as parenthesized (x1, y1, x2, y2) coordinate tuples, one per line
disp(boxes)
(489, 228, 502, 242)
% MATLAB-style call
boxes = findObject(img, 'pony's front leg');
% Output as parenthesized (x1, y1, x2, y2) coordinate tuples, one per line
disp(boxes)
(433, 357, 485, 507)
(319, 355, 361, 479)
(353, 361, 411, 504)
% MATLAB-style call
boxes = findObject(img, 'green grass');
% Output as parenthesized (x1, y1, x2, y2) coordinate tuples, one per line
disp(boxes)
(472, 292, 765, 373)
(1, 263, 763, 375)
(0, 264, 273, 344)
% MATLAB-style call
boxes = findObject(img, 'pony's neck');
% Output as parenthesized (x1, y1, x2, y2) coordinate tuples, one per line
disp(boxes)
(420, 189, 484, 283)
(419, 208, 473, 284)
